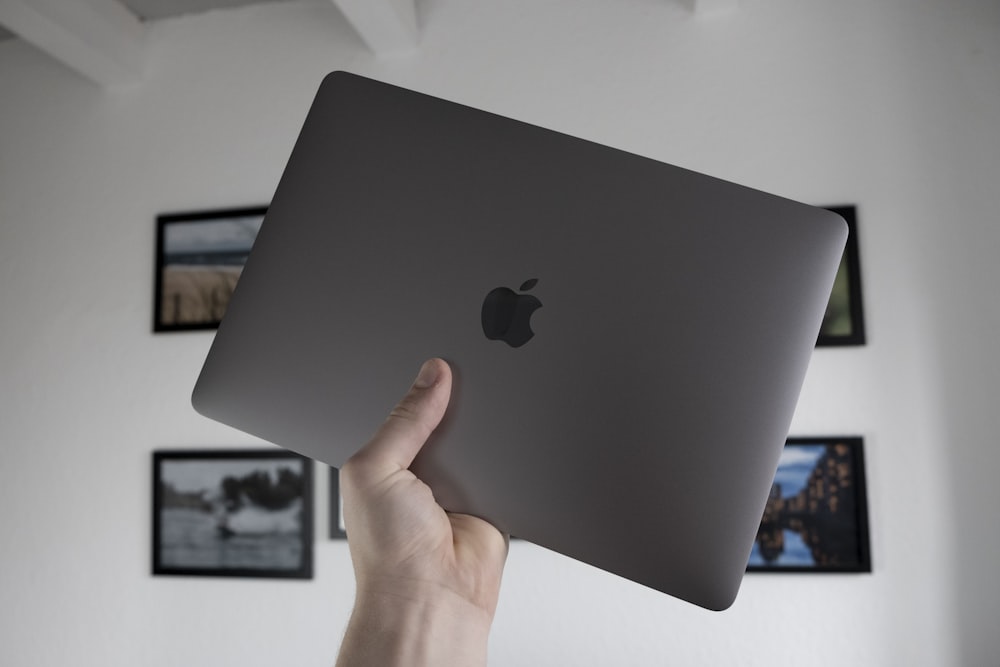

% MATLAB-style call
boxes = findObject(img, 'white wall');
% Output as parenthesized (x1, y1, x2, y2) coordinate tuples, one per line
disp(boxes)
(1, 0, 998, 665)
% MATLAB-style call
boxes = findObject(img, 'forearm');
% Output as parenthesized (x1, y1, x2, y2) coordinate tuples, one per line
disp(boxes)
(335, 585, 493, 667)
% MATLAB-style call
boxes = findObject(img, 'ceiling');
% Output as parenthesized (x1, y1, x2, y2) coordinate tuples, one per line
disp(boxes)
(0, 0, 289, 41)
(1, 0, 725, 85)
(0, 0, 425, 85)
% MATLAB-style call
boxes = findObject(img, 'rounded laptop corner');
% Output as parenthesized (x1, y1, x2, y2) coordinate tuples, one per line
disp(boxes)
(190, 375, 213, 419)
(320, 70, 357, 91)
(700, 585, 741, 612)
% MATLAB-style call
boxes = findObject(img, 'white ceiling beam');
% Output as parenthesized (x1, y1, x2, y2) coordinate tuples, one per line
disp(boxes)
(0, 0, 144, 86)
(331, 0, 418, 57)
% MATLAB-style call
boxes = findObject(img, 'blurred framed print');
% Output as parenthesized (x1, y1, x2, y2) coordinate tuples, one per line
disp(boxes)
(153, 206, 266, 332)
(748, 437, 872, 573)
(817, 205, 866, 346)
(153, 449, 313, 579)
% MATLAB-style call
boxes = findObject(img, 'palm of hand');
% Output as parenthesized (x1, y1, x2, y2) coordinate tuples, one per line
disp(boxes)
(343, 467, 506, 617)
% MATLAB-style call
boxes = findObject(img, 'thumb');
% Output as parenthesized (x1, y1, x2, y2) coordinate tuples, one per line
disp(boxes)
(349, 358, 453, 476)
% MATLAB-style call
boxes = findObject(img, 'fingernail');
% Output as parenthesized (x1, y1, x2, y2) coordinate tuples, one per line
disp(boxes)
(414, 359, 440, 388)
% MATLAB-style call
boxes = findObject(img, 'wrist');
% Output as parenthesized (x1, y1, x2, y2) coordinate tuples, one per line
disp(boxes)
(336, 579, 494, 667)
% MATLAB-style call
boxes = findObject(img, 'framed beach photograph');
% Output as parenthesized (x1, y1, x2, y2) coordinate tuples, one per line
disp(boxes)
(817, 205, 866, 346)
(747, 437, 871, 573)
(329, 468, 347, 539)
(153, 206, 266, 332)
(152, 449, 313, 579)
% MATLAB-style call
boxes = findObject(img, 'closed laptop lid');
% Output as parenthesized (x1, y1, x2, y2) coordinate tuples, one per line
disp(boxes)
(192, 71, 847, 610)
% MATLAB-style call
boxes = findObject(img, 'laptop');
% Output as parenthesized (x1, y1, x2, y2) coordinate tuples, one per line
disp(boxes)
(192, 71, 846, 610)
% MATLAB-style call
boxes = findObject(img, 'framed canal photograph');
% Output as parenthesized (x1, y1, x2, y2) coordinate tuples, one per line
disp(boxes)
(747, 437, 871, 573)
(152, 449, 313, 579)
(817, 205, 866, 346)
(153, 206, 266, 332)
(329, 468, 347, 539)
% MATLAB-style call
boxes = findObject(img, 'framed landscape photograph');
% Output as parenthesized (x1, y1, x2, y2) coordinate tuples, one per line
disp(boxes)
(817, 205, 866, 346)
(153, 206, 266, 332)
(747, 437, 871, 573)
(153, 449, 313, 579)
(329, 468, 347, 539)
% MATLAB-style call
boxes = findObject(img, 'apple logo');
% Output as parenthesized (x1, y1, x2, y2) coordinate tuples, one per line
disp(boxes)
(481, 278, 542, 348)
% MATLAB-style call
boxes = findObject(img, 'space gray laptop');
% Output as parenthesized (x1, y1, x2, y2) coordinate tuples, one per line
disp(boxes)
(192, 71, 846, 610)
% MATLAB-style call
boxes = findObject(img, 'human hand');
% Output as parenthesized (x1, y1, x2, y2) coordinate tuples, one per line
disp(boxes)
(335, 358, 509, 667)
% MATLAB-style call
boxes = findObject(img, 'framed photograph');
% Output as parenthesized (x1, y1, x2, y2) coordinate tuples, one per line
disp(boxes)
(329, 468, 347, 539)
(748, 437, 871, 573)
(817, 205, 866, 346)
(153, 449, 313, 579)
(153, 206, 266, 332)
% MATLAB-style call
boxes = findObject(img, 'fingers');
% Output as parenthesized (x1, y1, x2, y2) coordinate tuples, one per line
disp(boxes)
(348, 358, 453, 478)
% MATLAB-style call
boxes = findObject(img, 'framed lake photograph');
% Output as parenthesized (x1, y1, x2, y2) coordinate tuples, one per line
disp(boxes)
(817, 205, 866, 346)
(329, 468, 347, 539)
(153, 206, 266, 332)
(747, 437, 871, 573)
(152, 449, 313, 579)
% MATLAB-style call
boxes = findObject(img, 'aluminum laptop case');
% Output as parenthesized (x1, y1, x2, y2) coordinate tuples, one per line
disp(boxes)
(192, 71, 847, 611)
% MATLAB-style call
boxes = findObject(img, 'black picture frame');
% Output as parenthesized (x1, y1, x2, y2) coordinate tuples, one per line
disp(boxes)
(329, 468, 347, 539)
(747, 437, 871, 573)
(152, 449, 313, 579)
(817, 205, 866, 346)
(153, 206, 266, 332)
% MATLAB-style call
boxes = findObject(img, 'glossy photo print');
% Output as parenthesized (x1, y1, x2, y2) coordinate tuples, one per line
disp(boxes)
(152, 449, 313, 579)
(748, 437, 871, 573)
(153, 206, 266, 332)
